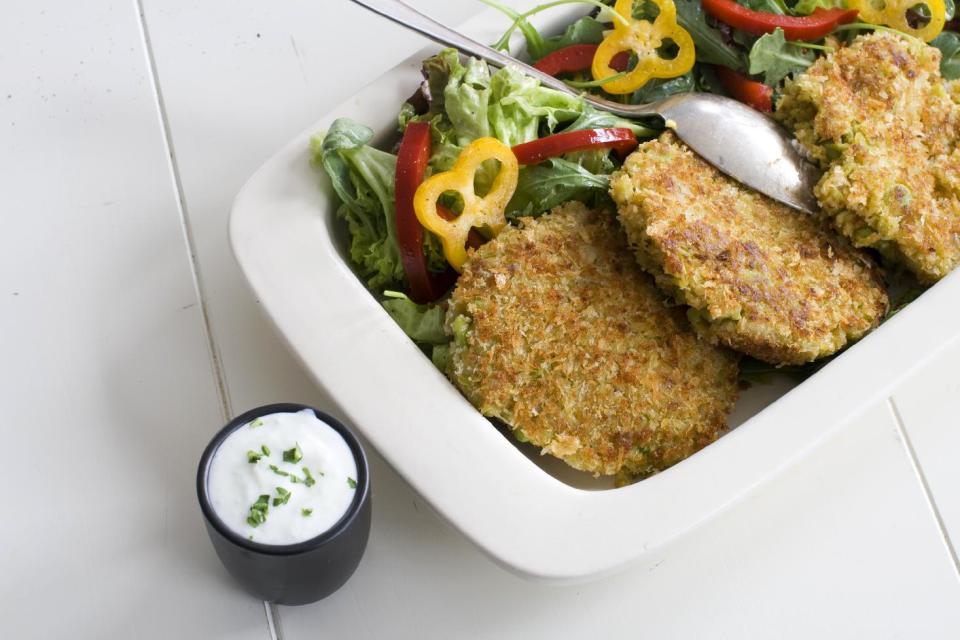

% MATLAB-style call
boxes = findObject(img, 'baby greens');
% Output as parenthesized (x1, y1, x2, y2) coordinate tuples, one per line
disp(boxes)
(748, 28, 816, 86)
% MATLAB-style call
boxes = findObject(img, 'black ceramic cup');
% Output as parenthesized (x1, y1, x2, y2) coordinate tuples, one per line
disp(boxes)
(197, 403, 371, 605)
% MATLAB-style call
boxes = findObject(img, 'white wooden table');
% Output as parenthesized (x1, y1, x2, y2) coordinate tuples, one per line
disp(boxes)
(3, 1, 959, 637)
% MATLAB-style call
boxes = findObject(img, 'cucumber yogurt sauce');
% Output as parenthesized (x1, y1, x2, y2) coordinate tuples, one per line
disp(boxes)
(207, 409, 358, 545)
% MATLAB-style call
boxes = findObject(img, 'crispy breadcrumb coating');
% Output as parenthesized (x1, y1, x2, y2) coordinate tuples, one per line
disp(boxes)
(610, 133, 889, 365)
(446, 202, 739, 478)
(776, 32, 960, 282)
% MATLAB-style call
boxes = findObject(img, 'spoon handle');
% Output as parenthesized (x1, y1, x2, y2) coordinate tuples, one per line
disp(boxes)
(347, 0, 659, 118)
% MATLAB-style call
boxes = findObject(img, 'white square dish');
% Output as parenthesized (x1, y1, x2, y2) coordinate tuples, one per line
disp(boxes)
(230, 3, 960, 581)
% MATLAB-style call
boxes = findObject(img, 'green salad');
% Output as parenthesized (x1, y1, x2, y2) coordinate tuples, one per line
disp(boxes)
(314, 0, 947, 377)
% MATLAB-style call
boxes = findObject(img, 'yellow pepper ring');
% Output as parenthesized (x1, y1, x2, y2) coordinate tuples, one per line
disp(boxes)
(592, 0, 696, 95)
(413, 137, 519, 272)
(847, 0, 946, 42)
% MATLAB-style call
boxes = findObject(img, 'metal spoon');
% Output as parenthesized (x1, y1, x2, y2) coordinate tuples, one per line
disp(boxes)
(349, 0, 820, 214)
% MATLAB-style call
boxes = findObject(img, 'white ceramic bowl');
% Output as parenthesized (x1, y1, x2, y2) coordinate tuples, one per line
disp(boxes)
(230, 3, 960, 581)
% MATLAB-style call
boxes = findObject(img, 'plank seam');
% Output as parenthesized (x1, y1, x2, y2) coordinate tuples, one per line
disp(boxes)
(132, 0, 233, 423)
(134, 1, 279, 636)
(887, 396, 960, 581)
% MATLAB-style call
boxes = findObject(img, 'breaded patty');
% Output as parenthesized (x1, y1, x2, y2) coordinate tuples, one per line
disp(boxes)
(610, 133, 889, 365)
(445, 202, 739, 478)
(776, 32, 960, 283)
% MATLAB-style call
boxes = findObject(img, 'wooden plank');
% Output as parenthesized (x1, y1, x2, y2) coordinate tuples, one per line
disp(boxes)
(140, 0, 960, 635)
(0, 1, 268, 637)
(278, 403, 960, 638)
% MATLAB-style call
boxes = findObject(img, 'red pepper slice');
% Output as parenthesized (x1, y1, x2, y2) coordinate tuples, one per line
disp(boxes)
(533, 45, 630, 76)
(511, 128, 639, 165)
(715, 66, 773, 113)
(395, 122, 456, 303)
(702, 0, 858, 40)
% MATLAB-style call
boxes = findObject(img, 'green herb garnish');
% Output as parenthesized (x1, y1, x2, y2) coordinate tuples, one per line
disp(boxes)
(302, 508, 313, 517)
(246, 450, 263, 464)
(249, 418, 264, 428)
(269, 464, 289, 477)
(246, 494, 270, 527)
(347, 477, 357, 489)
(273, 486, 292, 507)
(283, 443, 303, 464)
(302, 467, 316, 487)
(261, 444, 271, 456)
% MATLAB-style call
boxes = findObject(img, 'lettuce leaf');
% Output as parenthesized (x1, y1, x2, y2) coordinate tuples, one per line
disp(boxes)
(791, 0, 842, 14)
(313, 119, 404, 289)
(382, 291, 451, 369)
(444, 55, 493, 144)
(381, 292, 448, 345)
(488, 65, 584, 146)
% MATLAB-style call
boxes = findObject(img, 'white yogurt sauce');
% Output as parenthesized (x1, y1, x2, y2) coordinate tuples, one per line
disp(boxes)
(207, 409, 358, 545)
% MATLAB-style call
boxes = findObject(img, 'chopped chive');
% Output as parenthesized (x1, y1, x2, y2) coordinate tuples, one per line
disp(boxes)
(302, 467, 316, 487)
(269, 464, 290, 477)
(302, 508, 313, 517)
(249, 418, 264, 428)
(246, 450, 263, 464)
(283, 443, 303, 464)
(289, 475, 301, 483)
(261, 444, 271, 456)
(272, 486, 292, 507)
(347, 477, 357, 489)
(246, 494, 270, 527)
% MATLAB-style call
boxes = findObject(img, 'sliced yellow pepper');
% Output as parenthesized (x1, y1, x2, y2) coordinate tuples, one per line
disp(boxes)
(847, 0, 945, 42)
(592, 0, 696, 95)
(413, 137, 519, 272)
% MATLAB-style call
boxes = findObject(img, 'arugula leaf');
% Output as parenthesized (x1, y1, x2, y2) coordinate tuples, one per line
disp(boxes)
(507, 158, 611, 219)
(931, 31, 960, 80)
(630, 72, 697, 103)
(562, 107, 657, 138)
(674, 0, 748, 71)
(544, 16, 607, 52)
(748, 28, 814, 87)
(483, 0, 609, 60)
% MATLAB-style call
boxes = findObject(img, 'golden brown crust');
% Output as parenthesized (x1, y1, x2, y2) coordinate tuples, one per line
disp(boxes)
(610, 132, 889, 365)
(446, 202, 739, 478)
(776, 32, 960, 283)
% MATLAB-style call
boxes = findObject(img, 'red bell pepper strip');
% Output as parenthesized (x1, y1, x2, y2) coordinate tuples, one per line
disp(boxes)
(511, 128, 639, 165)
(395, 122, 456, 303)
(715, 66, 773, 113)
(533, 45, 630, 76)
(702, 0, 858, 40)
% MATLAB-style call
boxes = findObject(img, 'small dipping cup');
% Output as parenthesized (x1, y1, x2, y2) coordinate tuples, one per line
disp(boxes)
(197, 403, 371, 605)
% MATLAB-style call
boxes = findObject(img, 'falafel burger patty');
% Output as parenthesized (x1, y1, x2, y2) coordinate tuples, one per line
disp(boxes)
(445, 202, 738, 478)
(776, 32, 960, 283)
(610, 132, 889, 366)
